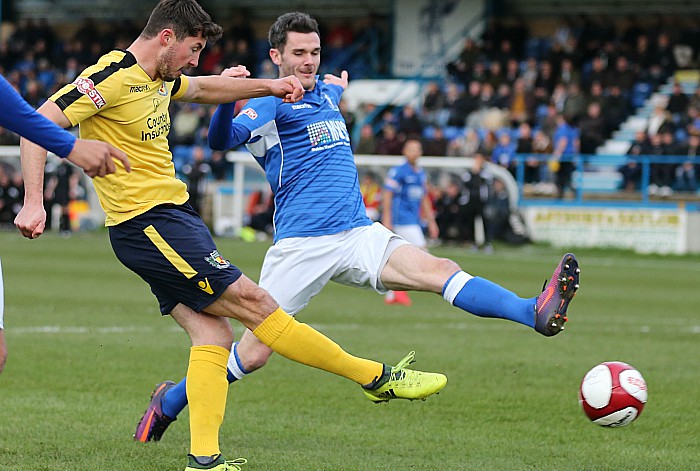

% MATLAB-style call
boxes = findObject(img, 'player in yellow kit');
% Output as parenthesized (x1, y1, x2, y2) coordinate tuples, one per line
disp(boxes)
(14, 2, 446, 469)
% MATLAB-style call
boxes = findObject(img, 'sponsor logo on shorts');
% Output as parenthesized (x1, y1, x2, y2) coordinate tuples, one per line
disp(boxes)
(197, 277, 214, 294)
(205, 250, 231, 269)
(73, 77, 106, 109)
(240, 108, 258, 120)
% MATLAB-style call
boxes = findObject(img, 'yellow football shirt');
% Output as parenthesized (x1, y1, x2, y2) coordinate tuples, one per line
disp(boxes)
(51, 49, 191, 226)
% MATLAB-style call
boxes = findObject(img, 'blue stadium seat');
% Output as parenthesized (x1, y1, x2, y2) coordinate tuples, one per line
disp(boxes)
(631, 82, 652, 109)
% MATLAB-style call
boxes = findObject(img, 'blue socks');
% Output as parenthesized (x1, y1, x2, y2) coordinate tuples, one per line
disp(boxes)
(160, 342, 249, 419)
(443, 272, 536, 328)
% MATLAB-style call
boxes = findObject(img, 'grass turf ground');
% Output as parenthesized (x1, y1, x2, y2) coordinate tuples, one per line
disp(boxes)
(0, 230, 698, 470)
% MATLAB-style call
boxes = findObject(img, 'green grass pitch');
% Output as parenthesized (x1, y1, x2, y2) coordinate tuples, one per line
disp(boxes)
(0, 231, 698, 470)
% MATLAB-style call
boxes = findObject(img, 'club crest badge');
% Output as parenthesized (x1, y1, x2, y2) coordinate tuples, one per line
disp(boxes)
(205, 250, 231, 269)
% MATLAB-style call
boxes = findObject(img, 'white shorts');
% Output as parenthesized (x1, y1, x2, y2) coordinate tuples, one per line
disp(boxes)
(393, 224, 427, 249)
(259, 222, 409, 315)
(0, 258, 4, 329)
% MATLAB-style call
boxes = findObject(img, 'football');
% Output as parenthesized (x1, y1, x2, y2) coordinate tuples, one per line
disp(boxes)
(579, 361, 648, 427)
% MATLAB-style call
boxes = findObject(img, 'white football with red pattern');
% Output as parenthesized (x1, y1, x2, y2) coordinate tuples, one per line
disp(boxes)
(579, 361, 648, 427)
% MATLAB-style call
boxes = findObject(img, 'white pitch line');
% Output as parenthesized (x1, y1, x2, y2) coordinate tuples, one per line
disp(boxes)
(8, 323, 700, 335)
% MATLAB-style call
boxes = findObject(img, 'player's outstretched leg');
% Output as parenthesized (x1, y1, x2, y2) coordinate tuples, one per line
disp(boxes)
(440, 250, 580, 336)
(362, 351, 447, 403)
(134, 381, 177, 442)
(534, 253, 580, 336)
(185, 455, 246, 470)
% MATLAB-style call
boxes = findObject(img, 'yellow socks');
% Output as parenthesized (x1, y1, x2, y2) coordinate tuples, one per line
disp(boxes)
(186, 345, 229, 457)
(253, 307, 384, 385)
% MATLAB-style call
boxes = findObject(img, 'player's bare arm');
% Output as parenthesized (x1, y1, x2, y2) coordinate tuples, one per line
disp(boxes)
(15, 101, 131, 239)
(323, 70, 349, 90)
(180, 74, 304, 104)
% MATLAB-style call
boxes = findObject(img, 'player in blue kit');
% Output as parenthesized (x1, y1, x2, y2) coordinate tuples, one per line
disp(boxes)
(135, 11, 581, 443)
(382, 138, 438, 306)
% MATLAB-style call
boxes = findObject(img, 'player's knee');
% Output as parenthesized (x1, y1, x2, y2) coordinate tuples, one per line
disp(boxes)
(435, 257, 461, 278)
(245, 345, 273, 371)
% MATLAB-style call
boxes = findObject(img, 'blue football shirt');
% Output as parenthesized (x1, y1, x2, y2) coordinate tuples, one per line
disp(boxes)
(383, 161, 427, 226)
(211, 79, 372, 242)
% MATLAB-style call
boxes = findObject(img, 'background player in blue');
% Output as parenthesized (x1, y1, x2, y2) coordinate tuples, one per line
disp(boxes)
(551, 113, 580, 199)
(382, 138, 438, 306)
(0, 74, 129, 179)
(137, 11, 581, 443)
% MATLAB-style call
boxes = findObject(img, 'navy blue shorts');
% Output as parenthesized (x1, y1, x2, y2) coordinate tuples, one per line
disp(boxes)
(109, 203, 242, 315)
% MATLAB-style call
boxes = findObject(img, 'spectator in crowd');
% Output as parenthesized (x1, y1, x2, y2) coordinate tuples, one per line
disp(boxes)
(245, 188, 274, 236)
(604, 85, 630, 134)
(339, 99, 357, 143)
(208, 151, 229, 182)
(360, 172, 382, 221)
(171, 103, 205, 146)
(448, 127, 480, 157)
(674, 133, 699, 192)
(619, 158, 642, 192)
(0, 168, 15, 225)
(494, 83, 512, 109)
(181, 146, 211, 216)
(650, 32, 677, 79)
(517, 56, 535, 88)
(397, 104, 423, 140)
(492, 130, 517, 173)
(586, 80, 606, 108)
(422, 126, 448, 157)
(354, 123, 377, 155)
(447, 37, 481, 84)
(666, 82, 690, 121)
(434, 177, 465, 243)
(477, 129, 498, 157)
(605, 56, 636, 92)
(444, 83, 472, 127)
(461, 152, 494, 251)
(557, 58, 581, 87)
(562, 82, 587, 122)
(534, 60, 556, 95)
(44, 159, 75, 234)
(420, 81, 446, 126)
(508, 78, 535, 124)
(515, 122, 541, 184)
(578, 102, 606, 154)
(647, 104, 673, 137)
(585, 56, 608, 89)
(375, 123, 404, 155)
(679, 102, 700, 135)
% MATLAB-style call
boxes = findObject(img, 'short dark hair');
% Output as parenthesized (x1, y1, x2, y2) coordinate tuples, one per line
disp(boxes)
(141, 0, 223, 42)
(268, 12, 320, 51)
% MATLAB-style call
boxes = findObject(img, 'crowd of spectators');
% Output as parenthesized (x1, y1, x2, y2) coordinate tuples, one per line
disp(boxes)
(1, 13, 699, 238)
(351, 14, 700, 199)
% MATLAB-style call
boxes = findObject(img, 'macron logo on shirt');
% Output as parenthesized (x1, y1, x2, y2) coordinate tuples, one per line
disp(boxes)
(292, 103, 313, 110)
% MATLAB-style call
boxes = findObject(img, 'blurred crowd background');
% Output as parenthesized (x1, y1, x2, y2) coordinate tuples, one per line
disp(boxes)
(0, 7, 698, 246)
